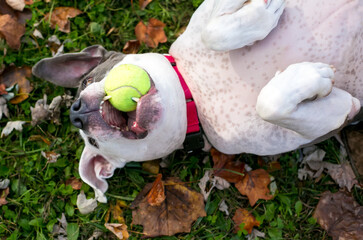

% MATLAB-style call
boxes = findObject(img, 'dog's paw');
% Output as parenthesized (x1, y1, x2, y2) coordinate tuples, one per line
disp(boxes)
(202, 0, 285, 51)
(256, 62, 335, 120)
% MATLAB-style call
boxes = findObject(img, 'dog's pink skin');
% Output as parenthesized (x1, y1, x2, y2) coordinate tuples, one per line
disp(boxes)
(170, 0, 363, 155)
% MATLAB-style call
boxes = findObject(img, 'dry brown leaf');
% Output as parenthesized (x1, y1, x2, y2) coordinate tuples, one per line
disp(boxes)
(0, 187, 9, 206)
(105, 223, 129, 240)
(0, 0, 31, 25)
(0, 83, 7, 95)
(211, 148, 245, 183)
(146, 174, 165, 206)
(235, 169, 273, 206)
(106, 200, 127, 224)
(41, 151, 60, 163)
(65, 177, 82, 190)
(24, 0, 32, 5)
(0, 65, 32, 104)
(267, 161, 281, 172)
(343, 123, 363, 180)
(142, 159, 160, 175)
(131, 177, 206, 237)
(123, 40, 141, 54)
(44, 7, 82, 33)
(0, 14, 25, 49)
(135, 18, 167, 48)
(139, 0, 152, 10)
(28, 135, 51, 145)
(6, 0, 25, 11)
(232, 208, 260, 234)
(313, 190, 363, 240)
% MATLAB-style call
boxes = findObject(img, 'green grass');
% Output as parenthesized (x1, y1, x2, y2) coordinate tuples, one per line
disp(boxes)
(0, 0, 362, 239)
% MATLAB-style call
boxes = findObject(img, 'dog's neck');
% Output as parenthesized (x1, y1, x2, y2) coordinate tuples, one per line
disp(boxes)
(164, 55, 204, 152)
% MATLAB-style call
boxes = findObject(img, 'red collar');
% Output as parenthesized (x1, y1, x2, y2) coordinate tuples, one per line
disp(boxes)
(164, 55, 204, 151)
(164, 55, 200, 134)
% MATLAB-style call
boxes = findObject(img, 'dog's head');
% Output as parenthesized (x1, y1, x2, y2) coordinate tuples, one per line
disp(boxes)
(32, 45, 187, 201)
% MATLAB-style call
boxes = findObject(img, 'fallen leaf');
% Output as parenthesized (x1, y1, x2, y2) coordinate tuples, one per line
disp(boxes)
(198, 170, 230, 201)
(76, 190, 97, 214)
(123, 40, 141, 54)
(135, 18, 167, 48)
(0, 14, 25, 49)
(24, 0, 32, 5)
(0, 65, 33, 104)
(87, 229, 103, 240)
(298, 146, 358, 191)
(105, 200, 127, 224)
(131, 177, 206, 237)
(147, 174, 165, 206)
(326, 161, 358, 191)
(0, 83, 7, 95)
(142, 159, 160, 175)
(232, 208, 260, 234)
(1, 120, 25, 137)
(247, 229, 266, 240)
(53, 213, 67, 239)
(0, 0, 32, 25)
(267, 161, 281, 172)
(0, 187, 9, 206)
(0, 179, 10, 189)
(313, 190, 363, 240)
(6, 0, 25, 11)
(0, 97, 9, 120)
(343, 123, 363, 180)
(211, 148, 245, 183)
(28, 135, 51, 145)
(33, 28, 43, 39)
(219, 200, 229, 215)
(41, 151, 60, 163)
(235, 169, 273, 206)
(44, 7, 82, 33)
(105, 223, 129, 240)
(30, 95, 50, 125)
(65, 177, 82, 190)
(139, 0, 152, 10)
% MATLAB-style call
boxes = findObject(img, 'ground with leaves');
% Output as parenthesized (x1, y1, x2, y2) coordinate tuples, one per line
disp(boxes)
(0, 0, 362, 239)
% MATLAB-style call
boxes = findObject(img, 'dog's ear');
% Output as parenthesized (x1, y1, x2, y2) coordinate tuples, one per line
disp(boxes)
(32, 45, 107, 88)
(79, 146, 118, 203)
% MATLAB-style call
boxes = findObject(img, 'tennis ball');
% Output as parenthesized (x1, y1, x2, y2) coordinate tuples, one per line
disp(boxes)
(104, 64, 151, 112)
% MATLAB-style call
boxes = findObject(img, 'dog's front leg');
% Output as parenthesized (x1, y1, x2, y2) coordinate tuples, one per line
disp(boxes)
(201, 0, 285, 51)
(256, 62, 361, 140)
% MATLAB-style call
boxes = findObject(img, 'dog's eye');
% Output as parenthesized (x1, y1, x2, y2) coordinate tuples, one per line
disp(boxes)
(88, 137, 99, 149)
(82, 77, 94, 88)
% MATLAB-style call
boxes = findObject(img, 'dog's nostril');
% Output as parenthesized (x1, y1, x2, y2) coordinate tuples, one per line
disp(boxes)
(71, 98, 82, 112)
(72, 118, 83, 129)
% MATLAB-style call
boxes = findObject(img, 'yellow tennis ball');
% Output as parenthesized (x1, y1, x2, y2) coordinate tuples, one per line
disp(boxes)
(104, 64, 151, 112)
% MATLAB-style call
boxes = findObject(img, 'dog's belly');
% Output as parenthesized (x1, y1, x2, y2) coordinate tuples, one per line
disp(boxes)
(170, 0, 363, 154)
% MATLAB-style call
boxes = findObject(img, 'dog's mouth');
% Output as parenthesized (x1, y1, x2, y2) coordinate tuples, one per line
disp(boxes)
(99, 86, 161, 139)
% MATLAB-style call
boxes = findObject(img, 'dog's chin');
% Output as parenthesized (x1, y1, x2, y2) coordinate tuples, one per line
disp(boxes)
(99, 86, 161, 139)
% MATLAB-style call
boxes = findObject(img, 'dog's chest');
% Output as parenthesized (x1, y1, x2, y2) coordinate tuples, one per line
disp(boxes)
(169, 0, 363, 154)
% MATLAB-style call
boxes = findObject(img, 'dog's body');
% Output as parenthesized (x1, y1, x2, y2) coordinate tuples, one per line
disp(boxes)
(33, 0, 363, 201)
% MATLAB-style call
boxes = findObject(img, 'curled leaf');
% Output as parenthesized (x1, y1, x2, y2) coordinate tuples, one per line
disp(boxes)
(1, 120, 25, 137)
(211, 148, 245, 183)
(105, 223, 129, 240)
(146, 174, 165, 206)
(6, 0, 25, 11)
(65, 177, 82, 190)
(0, 188, 9, 206)
(76, 191, 97, 214)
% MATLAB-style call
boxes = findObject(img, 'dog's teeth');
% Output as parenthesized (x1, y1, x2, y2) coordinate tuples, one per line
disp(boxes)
(132, 97, 140, 103)
(103, 95, 112, 101)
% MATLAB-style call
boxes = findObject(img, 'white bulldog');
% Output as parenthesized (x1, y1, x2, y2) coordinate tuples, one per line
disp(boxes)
(32, 0, 363, 202)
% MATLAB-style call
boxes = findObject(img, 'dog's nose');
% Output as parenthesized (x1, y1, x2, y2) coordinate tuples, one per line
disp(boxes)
(70, 98, 88, 129)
